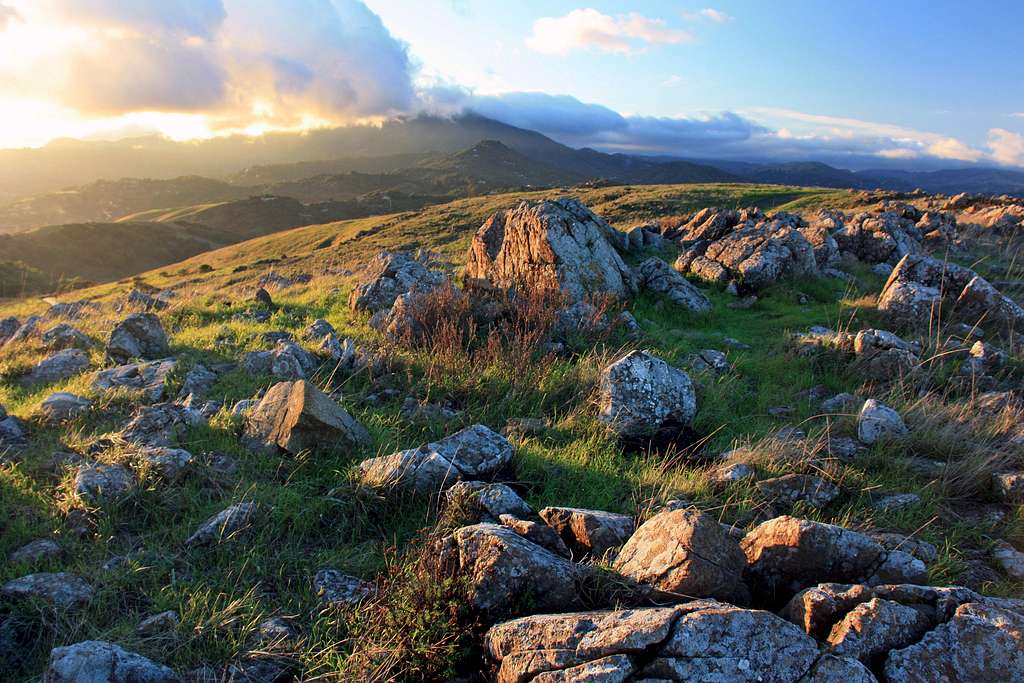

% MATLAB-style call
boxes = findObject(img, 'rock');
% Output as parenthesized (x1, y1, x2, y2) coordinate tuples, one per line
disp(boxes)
(0, 405, 27, 449)
(833, 211, 920, 265)
(687, 349, 730, 374)
(121, 402, 204, 448)
(41, 324, 90, 351)
(715, 462, 755, 484)
(821, 393, 860, 413)
(498, 516, 571, 557)
(177, 363, 219, 401)
(756, 474, 840, 510)
(137, 611, 180, 637)
(867, 533, 938, 564)
(242, 380, 370, 456)
(3, 315, 40, 346)
(636, 257, 711, 313)
(40, 393, 92, 421)
(857, 399, 908, 444)
(992, 541, 1024, 580)
(304, 318, 335, 340)
(883, 603, 1024, 682)
(106, 313, 170, 363)
(877, 279, 942, 329)
(358, 424, 512, 493)
(852, 328, 919, 381)
(827, 598, 932, 664)
(503, 417, 549, 439)
(0, 316, 19, 345)
(19, 349, 90, 385)
(254, 287, 273, 307)
(437, 523, 586, 619)
(741, 516, 927, 601)
(956, 274, 1024, 330)
(872, 493, 921, 512)
(448, 481, 532, 519)
(1, 572, 95, 608)
(463, 199, 638, 301)
(43, 640, 180, 683)
(242, 340, 320, 380)
(9, 539, 61, 564)
(993, 471, 1024, 504)
(74, 462, 136, 503)
(348, 251, 447, 314)
(400, 396, 460, 423)
(539, 507, 635, 559)
(612, 508, 747, 601)
(93, 359, 177, 402)
(314, 568, 375, 606)
(596, 351, 697, 439)
(140, 447, 195, 480)
(802, 655, 879, 683)
(185, 502, 257, 547)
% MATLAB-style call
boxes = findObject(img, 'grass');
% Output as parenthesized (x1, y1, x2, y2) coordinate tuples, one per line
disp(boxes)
(1, 183, 1022, 680)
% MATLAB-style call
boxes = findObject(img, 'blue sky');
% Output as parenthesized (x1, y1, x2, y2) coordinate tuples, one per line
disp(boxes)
(0, 0, 1021, 168)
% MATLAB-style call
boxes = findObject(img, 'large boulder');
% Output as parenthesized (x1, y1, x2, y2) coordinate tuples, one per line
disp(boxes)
(741, 516, 927, 601)
(437, 523, 587, 620)
(463, 199, 638, 301)
(596, 351, 697, 439)
(358, 424, 512, 493)
(42, 640, 180, 683)
(635, 257, 712, 313)
(106, 313, 170, 363)
(833, 211, 920, 264)
(348, 251, 447, 314)
(18, 349, 90, 386)
(612, 508, 747, 601)
(242, 380, 370, 456)
(539, 507, 635, 559)
(93, 359, 177, 402)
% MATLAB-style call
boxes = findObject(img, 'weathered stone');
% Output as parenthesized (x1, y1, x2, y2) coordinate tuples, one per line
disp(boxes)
(834, 211, 920, 265)
(499, 516, 571, 557)
(636, 257, 711, 313)
(687, 349, 730, 374)
(93, 359, 177, 402)
(19, 349, 90, 385)
(613, 508, 746, 602)
(314, 568, 375, 606)
(137, 611, 180, 637)
(242, 380, 370, 456)
(756, 474, 840, 510)
(3, 315, 40, 346)
(43, 640, 180, 683)
(449, 481, 532, 519)
(121, 403, 203, 448)
(39, 393, 92, 421)
(852, 328, 919, 381)
(877, 279, 942, 328)
(140, 447, 195, 480)
(992, 541, 1024, 581)
(540, 507, 635, 559)
(41, 324, 90, 351)
(1, 572, 95, 608)
(348, 251, 448, 314)
(9, 539, 62, 564)
(715, 462, 755, 484)
(872, 493, 920, 512)
(0, 316, 19, 345)
(857, 399, 907, 444)
(993, 471, 1024, 504)
(827, 598, 931, 664)
(185, 502, 257, 547)
(437, 523, 586, 619)
(596, 351, 697, 438)
(106, 313, 170, 363)
(463, 199, 638, 301)
(801, 654, 878, 683)
(177, 363, 219, 401)
(74, 462, 136, 503)
(358, 424, 512, 492)
(956, 275, 1024, 330)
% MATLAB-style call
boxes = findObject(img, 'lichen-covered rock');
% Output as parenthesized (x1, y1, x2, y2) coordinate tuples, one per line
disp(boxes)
(3, 315, 40, 346)
(39, 392, 92, 421)
(358, 424, 512, 493)
(106, 313, 170, 363)
(19, 349, 90, 386)
(437, 523, 586, 619)
(956, 274, 1024, 330)
(756, 474, 840, 510)
(833, 211, 921, 264)
(448, 480, 532, 519)
(348, 251, 448, 314)
(612, 508, 747, 601)
(877, 279, 942, 328)
(74, 462, 136, 503)
(242, 339, 320, 380)
(827, 598, 932, 664)
(41, 324, 90, 351)
(596, 351, 697, 438)
(93, 359, 177, 403)
(857, 399, 907, 444)
(9, 538, 62, 564)
(883, 603, 1024, 682)
(499, 516, 571, 557)
(176, 363, 219, 401)
(314, 568, 375, 606)
(242, 380, 370, 456)
(136, 611, 180, 637)
(185, 502, 257, 547)
(463, 199, 638, 301)
(993, 471, 1024, 504)
(140, 447, 194, 480)
(801, 654, 878, 683)
(42, 640, 181, 683)
(0, 404, 27, 448)
(0, 316, 19, 345)
(741, 516, 927, 601)
(539, 507, 635, 559)
(852, 328, 920, 381)
(1, 572, 95, 608)
(635, 257, 711, 313)
(120, 402, 204, 448)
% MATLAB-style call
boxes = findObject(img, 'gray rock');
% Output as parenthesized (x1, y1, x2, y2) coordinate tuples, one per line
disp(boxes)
(828, 598, 932, 663)
(716, 462, 755, 484)
(992, 541, 1024, 580)
(348, 251, 448, 314)
(498, 515, 571, 557)
(993, 471, 1024, 504)
(74, 462, 136, 503)
(3, 315, 40, 346)
(19, 349, 90, 385)
(121, 403, 203, 448)
(1, 572, 95, 608)
(9, 539, 61, 564)
(687, 349, 730, 374)
(636, 257, 712, 313)
(540, 506, 635, 559)
(596, 351, 697, 438)
(304, 318, 336, 340)
(872, 493, 921, 512)
(41, 324, 90, 351)
(756, 474, 840, 510)
(93, 359, 177, 403)
(40, 393, 92, 421)
(242, 380, 370, 456)
(106, 313, 170, 363)
(857, 399, 908, 444)
(448, 480, 532, 519)
(43, 640, 180, 683)
(0, 316, 19, 345)
(140, 447, 195, 480)
(137, 610, 180, 637)
(186, 503, 257, 547)
(177, 363, 218, 401)
(821, 393, 860, 413)
(314, 568, 375, 606)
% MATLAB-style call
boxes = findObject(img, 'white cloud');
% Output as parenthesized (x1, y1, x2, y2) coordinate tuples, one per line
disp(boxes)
(1011, 112, 1024, 119)
(0, 2, 20, 29)
(662, 75, 685, 87)
(683, 8, 732, 23)
(526, 8, 691, 56)
(988, 128, 1024, 167)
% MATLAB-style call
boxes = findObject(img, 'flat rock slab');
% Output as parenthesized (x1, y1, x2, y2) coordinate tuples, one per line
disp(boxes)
(44, 640, 180, 683)
(539, 506, 634, 559)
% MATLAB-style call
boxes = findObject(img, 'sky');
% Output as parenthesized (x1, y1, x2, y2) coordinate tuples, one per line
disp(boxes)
(0, 0, 1022, 169)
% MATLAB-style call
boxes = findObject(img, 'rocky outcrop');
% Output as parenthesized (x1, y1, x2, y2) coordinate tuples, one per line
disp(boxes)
(18, 349, 90, 386)
(93, 359, 177, 402)
(242, 380, 370, 456)
(612, 508, 747, 602)
(358, 424, 512, 492)
(242, 339, 320, 380)
(120, 402, 204, 448)
(73, 462, 136, 503)
(463, 199, 638, 301)
(833, 211, 921, 264)
(596, 351, 697, 439)
(106, 313, 170, 363)
(348, 251, 448, 314)
(539, 507, 635, 559)
(42, 640, 180, 683)
(41, 324, 90, 351)
(635, 257, 711, 313)
(437, 523, 587, 619)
